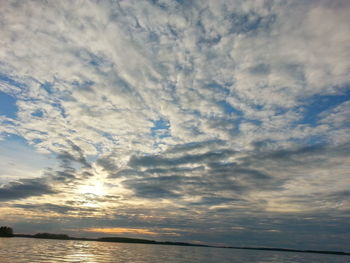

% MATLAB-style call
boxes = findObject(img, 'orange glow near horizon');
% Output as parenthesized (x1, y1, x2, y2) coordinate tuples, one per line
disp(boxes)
(84, 227, 158, 236)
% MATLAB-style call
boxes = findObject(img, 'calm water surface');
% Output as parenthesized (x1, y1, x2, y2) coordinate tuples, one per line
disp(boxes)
(0, 237, 349, 263)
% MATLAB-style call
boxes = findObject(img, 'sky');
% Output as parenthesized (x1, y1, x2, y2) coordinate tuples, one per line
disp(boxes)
(0, 0, 349, 252)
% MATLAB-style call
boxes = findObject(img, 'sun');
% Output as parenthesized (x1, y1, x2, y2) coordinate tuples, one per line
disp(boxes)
(78, 182, 105, 196)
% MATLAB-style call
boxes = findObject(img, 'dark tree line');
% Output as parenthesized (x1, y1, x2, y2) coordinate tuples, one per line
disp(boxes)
(0, 226, 14, 237)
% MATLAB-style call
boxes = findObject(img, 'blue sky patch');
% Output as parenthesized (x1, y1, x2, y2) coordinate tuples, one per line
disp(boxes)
(31, 110, 44, 118)
(298, 89, 350, 126)
(151, 118, 171, 139)
(204, 83, 231, 96)
(40, 82, 54, 95)
(0, 73, 26, 90)
(0, 91, 17, 118)
(227, 12, 276, 34)
(217, 100, 243, 116)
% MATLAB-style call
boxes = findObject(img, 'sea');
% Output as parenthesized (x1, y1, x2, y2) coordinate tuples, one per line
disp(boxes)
(0, 237, 349, 263)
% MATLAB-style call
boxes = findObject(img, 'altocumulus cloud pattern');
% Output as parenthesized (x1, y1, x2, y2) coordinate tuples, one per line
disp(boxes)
(0, 0, 350, 251)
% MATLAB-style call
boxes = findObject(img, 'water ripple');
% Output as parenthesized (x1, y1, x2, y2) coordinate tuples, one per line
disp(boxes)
(0, 238, 348, 263)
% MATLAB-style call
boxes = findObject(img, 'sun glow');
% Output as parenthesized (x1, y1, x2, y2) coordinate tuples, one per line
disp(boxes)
(78, 182, 106, 196)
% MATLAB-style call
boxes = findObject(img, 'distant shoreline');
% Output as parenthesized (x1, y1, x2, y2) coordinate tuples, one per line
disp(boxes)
(8, 233, 350, 256)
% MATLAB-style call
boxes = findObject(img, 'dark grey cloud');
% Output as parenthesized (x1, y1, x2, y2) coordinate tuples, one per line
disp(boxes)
(122, 176, 183, 199)
(56, 140, 91, 170)
(206, 168, 282, 195)
(97, 156, 119, 172)
(164, 139, 225, 154)
(246, 141, 350, 168)
(121, 163, 276, 201)
(261, 144, 327, 160)
(208, 162, 271, 180)
(113, 139, 349, 206)
(47, 141, 96, 184)
(145, 166, 204, 175)
(53, 170, 76, 182)
(67, 140, 91, 168)
(0, 178, 55, 201)
(47, 167, 94, 184)
(288, 189, 350, 206)
(128, 149, 235, 168)
(109, 166, 205, 178)
(190, 196, 246, 206)
(12, 202, 103, 214)
(12, 203, 76, 214)
(328, 189, 350, 199)
(56, 151, 89, 170)
(109, 168, 141, 178)
(122, 172, 245, 200)
(249, 63, 271, 75)
(120, 143, 285, 200)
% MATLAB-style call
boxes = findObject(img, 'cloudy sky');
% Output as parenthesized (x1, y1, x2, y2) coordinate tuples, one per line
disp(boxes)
(0, 0, 350, 251)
